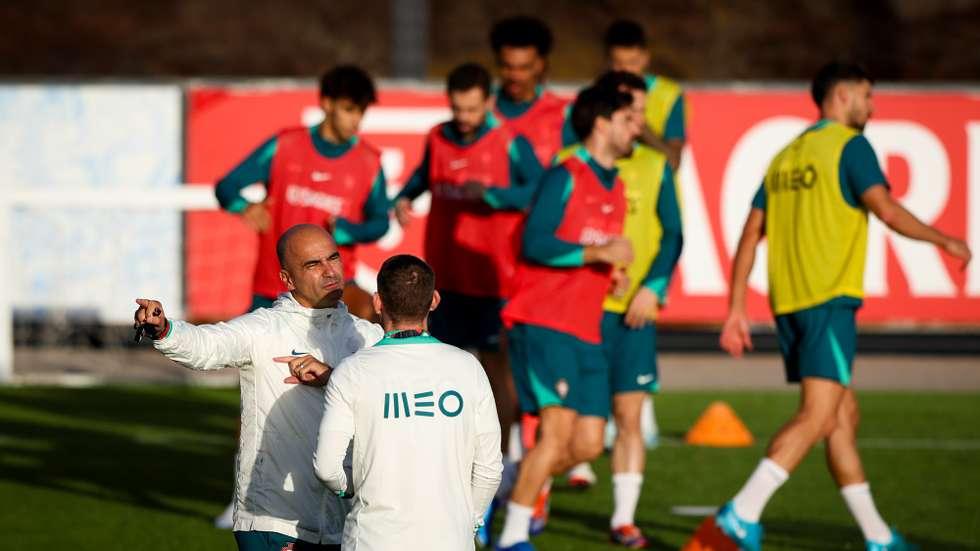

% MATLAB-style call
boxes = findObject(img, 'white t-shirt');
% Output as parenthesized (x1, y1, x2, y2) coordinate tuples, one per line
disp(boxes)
(314, 333, 502, 551)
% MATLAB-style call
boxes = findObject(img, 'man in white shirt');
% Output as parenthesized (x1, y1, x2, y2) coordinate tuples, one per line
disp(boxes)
(312, 254, 503, 551)
(134, 224, 383, 550)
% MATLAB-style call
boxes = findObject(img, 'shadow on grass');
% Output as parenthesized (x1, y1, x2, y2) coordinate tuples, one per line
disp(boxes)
(0, 387, 237, 519)
(0, 386, 237, 434)
(546, 503, 689, 550)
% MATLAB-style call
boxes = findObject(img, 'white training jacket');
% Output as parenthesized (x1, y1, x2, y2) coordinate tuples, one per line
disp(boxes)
(154, 293, 383, 544)
(314, 333, 503, 551)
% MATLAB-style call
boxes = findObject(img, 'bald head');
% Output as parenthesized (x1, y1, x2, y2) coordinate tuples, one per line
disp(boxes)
(277, 224, 335, 269)
(276, 224, 345, 308)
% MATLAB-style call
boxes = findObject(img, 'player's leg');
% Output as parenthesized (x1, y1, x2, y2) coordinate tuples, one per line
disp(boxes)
(601, 311, 656, 546)
(498, 405, 577, 549)
(765, 377, 845, 471)
(564, 334, 613, 470)
(609, 392, 647, 544)
(711, 378, 843, 551)
(821, 307, 912, 549)
(828, 390, 911, 549)
(564, 415, 606, 470)
(497, 324, 583, 550)
(712, 306, 848, 550)
(342, 281, 377, 321)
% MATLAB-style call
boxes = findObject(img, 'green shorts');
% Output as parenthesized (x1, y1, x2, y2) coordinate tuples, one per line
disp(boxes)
(775, 300, 858, 386)
(428, 290, 504, 351)
(508, 323, 610, 418)
(234, 530, 340, 551)
(601, 311, 659, 394)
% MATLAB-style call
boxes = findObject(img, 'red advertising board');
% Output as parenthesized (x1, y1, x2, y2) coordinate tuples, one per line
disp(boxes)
(185, 85, 980, 325)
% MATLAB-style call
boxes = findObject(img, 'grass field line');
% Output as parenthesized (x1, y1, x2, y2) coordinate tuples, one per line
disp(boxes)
(654, 435, 980, 450)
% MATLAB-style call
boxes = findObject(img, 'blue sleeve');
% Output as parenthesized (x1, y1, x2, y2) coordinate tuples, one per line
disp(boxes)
(484, 136, 544, 210)
(663, 94, 686, 141)
(751, 181, 766, 211)
(333, 169, 391, 246)
(522, 166, 586, 267)
(841, 135, 888, 208)
(214, 135, 278, 213)
(395, 145, 430, 201)
(642, 165, 684, 300)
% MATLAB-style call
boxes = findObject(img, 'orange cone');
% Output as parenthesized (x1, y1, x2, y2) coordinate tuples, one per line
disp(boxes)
(684, 401, 754, 447)
(681, 516, 739, 551)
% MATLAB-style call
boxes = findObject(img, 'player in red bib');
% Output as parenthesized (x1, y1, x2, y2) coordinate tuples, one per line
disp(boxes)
(215, 65, 389, 320)
(393, 63, 543, 478)
(489, 16, 574, 166)
(493, 85, 638, 551)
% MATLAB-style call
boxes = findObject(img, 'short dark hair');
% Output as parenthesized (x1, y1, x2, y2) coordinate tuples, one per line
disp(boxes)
(319, 65, 377, 108)
(571, 85, 633, 140)
(447, 63, 492, 97)
(490, 16, 553, 56)
(811, 61, 873, 107)
(594, 70, 647, 94)
(377, 254, 436, 323)
(604, 19, 647, 50)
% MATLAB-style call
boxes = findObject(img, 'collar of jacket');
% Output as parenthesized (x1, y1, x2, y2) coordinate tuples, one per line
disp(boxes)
(273, 292, 349, 328)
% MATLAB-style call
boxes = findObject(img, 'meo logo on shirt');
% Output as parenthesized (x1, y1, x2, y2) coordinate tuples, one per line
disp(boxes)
(384, 389, 463, 419)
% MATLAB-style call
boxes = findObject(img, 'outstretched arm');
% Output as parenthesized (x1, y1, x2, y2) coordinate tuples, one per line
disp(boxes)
(135, 298, 253, 371)
(860, 186, 971, 270)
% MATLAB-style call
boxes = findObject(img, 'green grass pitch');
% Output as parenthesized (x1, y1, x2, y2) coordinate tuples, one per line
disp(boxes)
(0, 386, 977, 550)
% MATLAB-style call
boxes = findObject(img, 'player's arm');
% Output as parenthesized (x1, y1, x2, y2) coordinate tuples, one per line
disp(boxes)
(642, 165, 684, 300)
(842, 134, 972, 268)
(471, 365, 503, 529)
(333, 169, 391, 246)
(638, 94, 686, 170)
(482, 135, 544, 210)
(215, 135, 278, 232)
(626, 167, 684, 328)
(134, 298, 253, 370)
(719, 184, 766, 358)
(661, 94, 686, 171)
(393, 144, 431, 227)
(861, 187, 970, 268)
(523, 167, 633, 267)
(314, 358, 358, 497)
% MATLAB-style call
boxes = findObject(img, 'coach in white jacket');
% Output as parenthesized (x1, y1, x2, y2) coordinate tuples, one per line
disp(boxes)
(134, 224, 383, 551)
(312, 254, 503, 551)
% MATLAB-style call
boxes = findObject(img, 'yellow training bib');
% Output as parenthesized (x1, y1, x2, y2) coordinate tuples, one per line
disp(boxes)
(764, 121, 868, 314)
(644, 75, 683, 138)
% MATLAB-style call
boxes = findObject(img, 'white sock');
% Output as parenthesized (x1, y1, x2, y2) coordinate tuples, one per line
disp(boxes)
(497, 501, 533, 547)
(507, 423, 524, 462)
(841, 483, 892, 544)
(732, 458, 789, 522)
(495, 458, 519, 501)
(610, 472, 644, 528)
